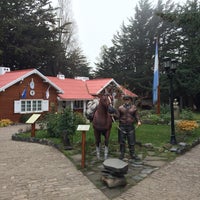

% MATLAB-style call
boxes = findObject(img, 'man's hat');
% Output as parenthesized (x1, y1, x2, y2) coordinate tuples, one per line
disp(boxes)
(123, 95, 133, 100)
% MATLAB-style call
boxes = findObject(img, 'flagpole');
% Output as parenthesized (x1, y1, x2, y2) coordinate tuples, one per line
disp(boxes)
(157, 85, 160, 115)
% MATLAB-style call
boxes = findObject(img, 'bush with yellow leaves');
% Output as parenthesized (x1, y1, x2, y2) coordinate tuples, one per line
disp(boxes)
(176, 120, 199, 134)
(0, 119, 13, 127)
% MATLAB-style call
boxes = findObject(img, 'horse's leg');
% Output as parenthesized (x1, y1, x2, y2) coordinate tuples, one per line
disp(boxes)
(94, 129, 101, 159)
(104, 129, 111, 160)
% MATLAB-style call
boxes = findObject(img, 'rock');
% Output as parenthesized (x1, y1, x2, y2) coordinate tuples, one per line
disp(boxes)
(178, 142, 188, 147)
(170, 147, 179, 152)
(101, 175, 127, 188)
(63, 145, 73, 150)
(103, 158, 128, 174)
(143, 143, 153, 149)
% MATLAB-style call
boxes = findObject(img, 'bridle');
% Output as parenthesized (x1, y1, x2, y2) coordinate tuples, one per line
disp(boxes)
(107, 95, 113, 107)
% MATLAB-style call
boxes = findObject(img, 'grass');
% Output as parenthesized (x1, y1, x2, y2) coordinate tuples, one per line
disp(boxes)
(73, 122, 200, 147)
(193, 112, 200, 120)
(16, 114, 200, 164)
(72, 123, 171, 150)
(19, 121, 200, 149)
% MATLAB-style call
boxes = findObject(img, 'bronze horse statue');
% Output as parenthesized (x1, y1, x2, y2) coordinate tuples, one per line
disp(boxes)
(92, 94, 115, 160)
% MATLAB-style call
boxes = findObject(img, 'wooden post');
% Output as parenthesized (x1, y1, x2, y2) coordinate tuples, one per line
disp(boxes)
(31, 122, 36, 137)
(26, 114, 41, 138)
(157, 85, 161, 115)
(77, 124, 90, 168)
(81, 131, 86, 168)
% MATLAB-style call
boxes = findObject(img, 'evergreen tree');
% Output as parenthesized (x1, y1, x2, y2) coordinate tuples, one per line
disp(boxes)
(159, 0, 200, 109)
(94, 0, 176, 97)
(0, 0, 63, 75)
(0, 0, 90, 77)
(65, 47, 91, 78)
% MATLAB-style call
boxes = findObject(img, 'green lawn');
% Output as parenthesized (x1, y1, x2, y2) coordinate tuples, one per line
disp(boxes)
(75, 123, 171, 147)
(73, 122, 200, 148)
(193, 112, 200, 120)
(18, 117, 200, 162)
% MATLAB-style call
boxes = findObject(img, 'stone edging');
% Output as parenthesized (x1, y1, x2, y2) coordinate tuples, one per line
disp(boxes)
(11, 133, 63, 152)
(12, 132, 200, 156)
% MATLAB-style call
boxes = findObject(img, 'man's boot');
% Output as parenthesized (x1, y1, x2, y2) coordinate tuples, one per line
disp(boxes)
(119, 144, 125, 160)
(129, 145, 140, 161)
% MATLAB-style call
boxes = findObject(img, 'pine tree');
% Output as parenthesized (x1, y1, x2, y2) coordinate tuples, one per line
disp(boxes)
(95, 0, 176, 97)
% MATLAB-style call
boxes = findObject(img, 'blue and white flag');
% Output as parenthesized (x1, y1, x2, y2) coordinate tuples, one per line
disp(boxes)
(153, 39, 159, 104)
(21, 87, 27, 99)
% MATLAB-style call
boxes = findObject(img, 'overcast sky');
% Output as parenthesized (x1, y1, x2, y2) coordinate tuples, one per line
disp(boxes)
(71, 0, 136, 67)
(53, 0, 186, 68)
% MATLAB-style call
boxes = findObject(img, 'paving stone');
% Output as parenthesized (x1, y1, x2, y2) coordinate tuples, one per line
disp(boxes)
(143, 160, 167, 167)
(2, 124, 200, 200)
(0, 125, 108, 200)
(144, 156, 168, 161)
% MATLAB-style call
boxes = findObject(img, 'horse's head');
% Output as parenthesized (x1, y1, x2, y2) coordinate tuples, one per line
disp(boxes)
(99, 94, 116, 114)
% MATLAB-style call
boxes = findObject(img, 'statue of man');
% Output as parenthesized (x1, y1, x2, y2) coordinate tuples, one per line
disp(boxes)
(116, 95, 141, 160)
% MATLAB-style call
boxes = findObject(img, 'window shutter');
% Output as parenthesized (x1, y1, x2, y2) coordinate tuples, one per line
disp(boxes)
(42, 100, 49, 111)
(14, 100, 21, 113)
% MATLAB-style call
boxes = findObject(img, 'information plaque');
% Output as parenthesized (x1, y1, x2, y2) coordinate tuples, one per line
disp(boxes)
(26, 114, 41, 124)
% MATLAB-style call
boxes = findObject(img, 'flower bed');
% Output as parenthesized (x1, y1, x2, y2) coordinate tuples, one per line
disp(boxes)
(176, 120, 199, 134)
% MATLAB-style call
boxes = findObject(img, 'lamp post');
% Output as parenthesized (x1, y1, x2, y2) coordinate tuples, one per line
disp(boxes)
(164, 57, 178, 145)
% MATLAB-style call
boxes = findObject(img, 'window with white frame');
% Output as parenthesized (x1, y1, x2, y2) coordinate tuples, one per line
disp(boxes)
(14, 99, 49, 113)
(74, 100, 83, 109)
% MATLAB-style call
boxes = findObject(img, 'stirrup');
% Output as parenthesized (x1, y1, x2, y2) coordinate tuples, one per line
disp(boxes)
(96, 147, 100, 159)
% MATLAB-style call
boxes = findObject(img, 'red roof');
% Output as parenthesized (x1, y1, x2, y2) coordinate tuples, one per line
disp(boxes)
(47, 76, 93, 100)
(48, 76, 137, 99)
(0, 68, 63, 93)
(85, 78, 115, 95)
(0, 68, 137, 99)
(0, 69, 33, 89)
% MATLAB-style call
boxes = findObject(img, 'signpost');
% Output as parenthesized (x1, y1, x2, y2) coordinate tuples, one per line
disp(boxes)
(77, 124, 90, 168)
(26, 114, 41, 137)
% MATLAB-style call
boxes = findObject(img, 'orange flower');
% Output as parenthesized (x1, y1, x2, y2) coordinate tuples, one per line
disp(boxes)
(176, 120, 199, 133)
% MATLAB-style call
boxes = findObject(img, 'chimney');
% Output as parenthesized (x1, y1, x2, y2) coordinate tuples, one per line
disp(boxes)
(0, 67, 10, 75)
(57, 73, 65, 79)
(75, 76, 89, 81)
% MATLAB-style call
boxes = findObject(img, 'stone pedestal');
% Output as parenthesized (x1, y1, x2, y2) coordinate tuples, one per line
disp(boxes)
(101, 158, 128, 188)
(101, 174, 127, 188)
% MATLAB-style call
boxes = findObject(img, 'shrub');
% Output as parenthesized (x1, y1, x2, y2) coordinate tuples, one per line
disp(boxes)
(180, 109, 193, 120)
(74, 112, 87, 125)
(59, 108, 77, 136)
(20, 114, 32, 123)
(45, 112, 60, 137)
(40, 109, 86, 138)
(140, 110, 170, 125)
(160, 104, 170, 114)
(0, 119, 13, 127)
